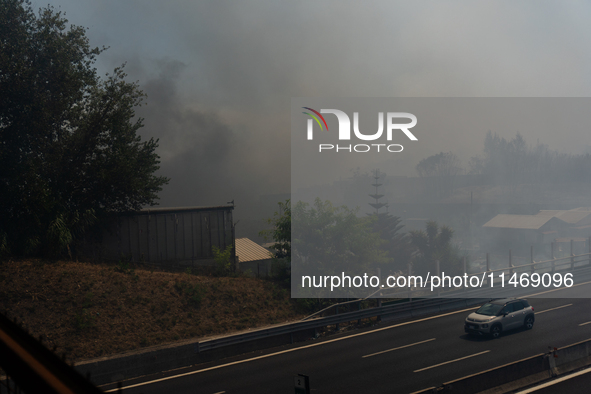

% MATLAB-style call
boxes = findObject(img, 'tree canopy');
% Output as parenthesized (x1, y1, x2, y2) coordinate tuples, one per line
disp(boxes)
(469, 131, 591, 185)
(370, 212, 412, 272)
(409, 220, 462, 275)
(260, 199, 291, 261)
(259, 200, 292, 286)
(0, 1, 169, 256)
(292, 198, 387, 277)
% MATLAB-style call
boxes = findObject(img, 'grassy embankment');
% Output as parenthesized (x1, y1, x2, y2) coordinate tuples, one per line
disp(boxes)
(0, 259, 303, 362)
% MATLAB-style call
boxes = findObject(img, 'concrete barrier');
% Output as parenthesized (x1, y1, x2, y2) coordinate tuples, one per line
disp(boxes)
(551, 338, 591, 376)
(414, 338, 591, 393)
(442, 353, 549, 393)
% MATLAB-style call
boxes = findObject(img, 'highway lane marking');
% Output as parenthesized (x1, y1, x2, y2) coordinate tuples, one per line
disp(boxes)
(443, 353, 544, 385)
(579, 321, 591, 326)
(535, 304, 572, 314)
(515, 365, 591, 393)
(413, 350, 490, 373)
(526, 279, 591, 297)
(362, 338, 435, 358)
(103, 307, 480, 392)
(409, 387, 435, 394)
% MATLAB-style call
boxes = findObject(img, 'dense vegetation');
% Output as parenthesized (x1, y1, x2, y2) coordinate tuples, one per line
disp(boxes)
(0, 1, 168, 258)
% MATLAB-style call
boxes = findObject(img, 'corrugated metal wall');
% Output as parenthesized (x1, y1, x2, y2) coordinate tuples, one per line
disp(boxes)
(100, 207, 234, 264)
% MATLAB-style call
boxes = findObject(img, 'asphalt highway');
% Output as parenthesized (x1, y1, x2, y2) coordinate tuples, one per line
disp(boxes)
(102, 282, 591, 394)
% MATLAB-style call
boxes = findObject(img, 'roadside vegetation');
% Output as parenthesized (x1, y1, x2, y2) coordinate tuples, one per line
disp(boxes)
(0, 259, 302, 362)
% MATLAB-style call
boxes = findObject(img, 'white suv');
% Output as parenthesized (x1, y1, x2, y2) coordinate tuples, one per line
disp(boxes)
(464, 298, 535, 339)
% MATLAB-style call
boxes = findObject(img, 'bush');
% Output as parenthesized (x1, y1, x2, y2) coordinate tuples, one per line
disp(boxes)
(212, 245, 233, 276)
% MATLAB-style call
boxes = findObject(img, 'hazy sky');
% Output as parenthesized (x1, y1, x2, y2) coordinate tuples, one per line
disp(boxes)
(291, 98, 591, 192)
(34, 0, 591, 207)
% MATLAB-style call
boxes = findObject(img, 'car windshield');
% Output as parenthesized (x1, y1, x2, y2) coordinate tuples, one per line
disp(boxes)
(476, 303, 503, 316)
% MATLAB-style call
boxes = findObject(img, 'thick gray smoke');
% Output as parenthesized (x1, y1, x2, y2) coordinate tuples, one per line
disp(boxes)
(33, 0, 591, 240)
(109, 56, 288, 211)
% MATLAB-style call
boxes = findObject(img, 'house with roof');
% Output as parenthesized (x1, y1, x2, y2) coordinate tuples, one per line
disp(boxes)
(235, 237, 274, 277)
(534, 208, 591, 238)
(481, 207, 591, 251)
(482, 214, 568, 250)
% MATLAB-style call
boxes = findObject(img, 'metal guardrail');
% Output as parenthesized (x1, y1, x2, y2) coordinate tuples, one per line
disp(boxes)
(197, 297, 486, 352)
(0, 312, 103, 394)
(300, 287, 382, 321)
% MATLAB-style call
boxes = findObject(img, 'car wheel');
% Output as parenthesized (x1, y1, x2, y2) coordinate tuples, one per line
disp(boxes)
(490, 325, 501, 339)
(524, 316, 534, 330)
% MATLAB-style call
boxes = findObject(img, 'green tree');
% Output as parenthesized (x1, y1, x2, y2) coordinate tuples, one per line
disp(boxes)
(371, 212, 412, 272)
(0, 1, 169, 256)
(292, 198, 387, 278)
(261, 200, 291, 260)
(262, 199, 397, 282)
(288, 198, 387, 306)
(409, 220, 462, 276)
(260, 200, 291, 285)
(415, 152, 462, 178)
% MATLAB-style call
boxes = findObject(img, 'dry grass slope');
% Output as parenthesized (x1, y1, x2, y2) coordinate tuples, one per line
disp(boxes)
(0, 260, 303, 362)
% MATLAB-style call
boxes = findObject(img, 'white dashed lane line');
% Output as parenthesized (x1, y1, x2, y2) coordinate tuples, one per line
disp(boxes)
(535, 304, 572, 314)
(362, 338, 436, 358)
(413, 350, 490, 373)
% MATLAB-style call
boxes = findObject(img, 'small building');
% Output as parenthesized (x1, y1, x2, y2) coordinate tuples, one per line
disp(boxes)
(235, 238, 274, 277)
(535, 208, 591, 238)
(482, 214, 567, 250)
(94, 205, 234, 266)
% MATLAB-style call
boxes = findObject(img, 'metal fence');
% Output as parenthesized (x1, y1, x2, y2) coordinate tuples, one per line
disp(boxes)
(380, 244, 591, 299)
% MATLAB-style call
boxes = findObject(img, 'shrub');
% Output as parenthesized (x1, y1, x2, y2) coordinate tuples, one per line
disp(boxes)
(212, 245, 233, 276)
